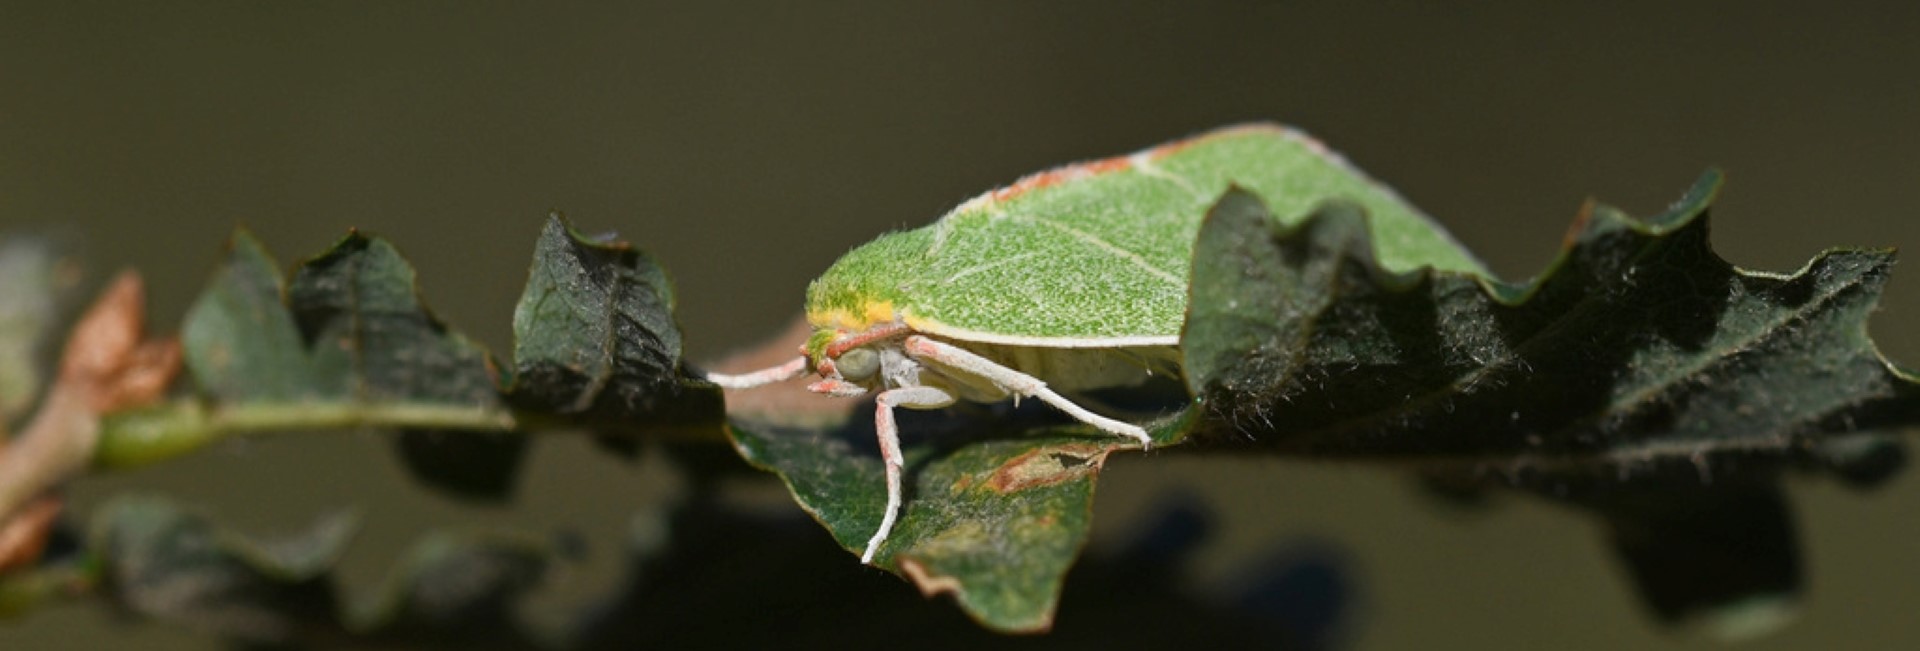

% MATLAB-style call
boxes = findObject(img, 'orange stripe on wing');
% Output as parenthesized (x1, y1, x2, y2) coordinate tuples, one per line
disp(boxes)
(959, 123, 1304, 211)
(989, 154, 1135, 202)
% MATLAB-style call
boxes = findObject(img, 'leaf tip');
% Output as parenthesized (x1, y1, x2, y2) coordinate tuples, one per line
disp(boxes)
(897, 556, 964, 599)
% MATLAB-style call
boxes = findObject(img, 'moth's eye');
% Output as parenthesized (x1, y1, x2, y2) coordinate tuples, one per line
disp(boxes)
(836, 347, 880, 382)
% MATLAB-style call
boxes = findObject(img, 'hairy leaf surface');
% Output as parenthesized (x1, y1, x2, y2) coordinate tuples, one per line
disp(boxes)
(1181, 173, 1916, 628)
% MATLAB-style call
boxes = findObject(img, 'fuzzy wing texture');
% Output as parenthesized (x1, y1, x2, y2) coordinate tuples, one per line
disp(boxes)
(804, 124, 1485, 344)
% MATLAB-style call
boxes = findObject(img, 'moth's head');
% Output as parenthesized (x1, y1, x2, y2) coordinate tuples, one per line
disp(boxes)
(803, 323, 908, 397)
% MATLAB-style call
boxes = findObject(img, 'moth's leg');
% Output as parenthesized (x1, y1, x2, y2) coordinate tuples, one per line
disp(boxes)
(705, 356, 809, 389)
(865, 385, 956, 565)
(902, 336, 1153, 449)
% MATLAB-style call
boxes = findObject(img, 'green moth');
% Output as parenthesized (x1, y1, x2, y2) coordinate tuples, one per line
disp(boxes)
(711, 123, 1482, 564)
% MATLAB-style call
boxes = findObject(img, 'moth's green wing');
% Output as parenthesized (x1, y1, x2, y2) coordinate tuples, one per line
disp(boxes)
(804, 124, 1485, 344)
(1150, 128, 1485, 276)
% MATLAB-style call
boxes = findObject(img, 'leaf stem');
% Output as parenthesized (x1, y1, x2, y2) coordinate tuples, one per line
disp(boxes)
(93, 400, 519, 469)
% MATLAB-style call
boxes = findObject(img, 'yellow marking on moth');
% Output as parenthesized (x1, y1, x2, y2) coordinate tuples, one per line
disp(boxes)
(806, 299, 901, 332)
(900, 312, 939, 333)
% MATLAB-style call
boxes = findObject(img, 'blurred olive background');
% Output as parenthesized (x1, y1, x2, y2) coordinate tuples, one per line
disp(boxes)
(5, 2, 1920, 649)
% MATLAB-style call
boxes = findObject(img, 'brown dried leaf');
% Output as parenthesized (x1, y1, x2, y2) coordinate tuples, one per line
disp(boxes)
(0, 496, 60, 575)
(58, 272, 181, 413)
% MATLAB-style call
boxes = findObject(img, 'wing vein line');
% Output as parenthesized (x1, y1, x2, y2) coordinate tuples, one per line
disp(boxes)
(940, 252, 1038, 285)
(1023, 217, 1183, 287)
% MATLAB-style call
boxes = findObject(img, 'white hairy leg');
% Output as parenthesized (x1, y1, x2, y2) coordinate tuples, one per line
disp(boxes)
(865, 385, 956, 564)
(902, 336, 1154, 449)
(705, 356, 809, 389)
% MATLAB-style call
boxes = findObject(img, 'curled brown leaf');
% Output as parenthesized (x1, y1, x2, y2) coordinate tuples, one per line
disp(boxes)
(0, 271, 181, 558)
(0, 495, 61, 575)
(58, 272, 182, 413)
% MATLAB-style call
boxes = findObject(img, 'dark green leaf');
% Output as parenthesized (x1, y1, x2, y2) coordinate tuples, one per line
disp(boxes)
(180, 229, 506, 411)
(98, 218, 724, 491)
(342, 529, 551, 639)
(91, 495, 354, 643)
(1181, 173, 1920, 463)
(289, 232, 501, 408)
(728, 408, 1193, 632)
(1180, 173, 1919, 632)
(507, 215, 722, 439)
(102, 231, 516, 469)
(87, 495, 554, 647)
(181, 230, 325, 404)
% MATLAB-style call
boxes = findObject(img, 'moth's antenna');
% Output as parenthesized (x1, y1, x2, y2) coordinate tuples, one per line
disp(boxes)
(705, 356, 809, 389)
